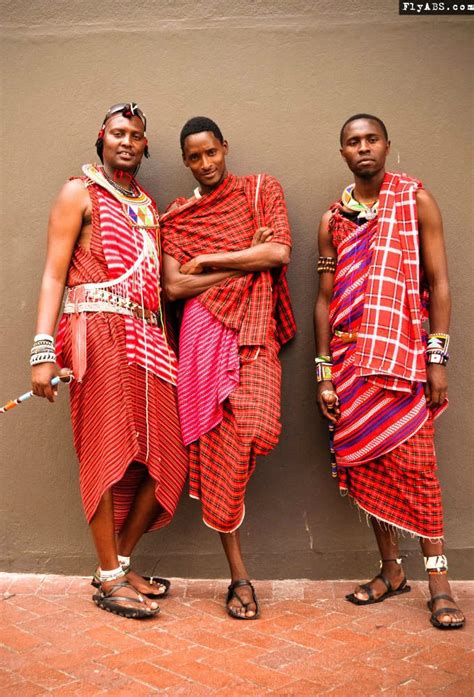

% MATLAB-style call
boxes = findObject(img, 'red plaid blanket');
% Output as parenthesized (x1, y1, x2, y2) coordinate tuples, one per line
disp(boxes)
(161, 173, 296, 347)
(354, 172, 426, 391)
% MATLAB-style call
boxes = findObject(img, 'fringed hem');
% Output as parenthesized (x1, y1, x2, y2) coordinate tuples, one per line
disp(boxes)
(340, 488, 444, 543)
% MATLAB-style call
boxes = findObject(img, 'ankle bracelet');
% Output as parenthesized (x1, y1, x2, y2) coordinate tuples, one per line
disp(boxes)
(379, 557, 404, 567)
(98, 565, 125, 583)
(117, 555, 131, 566)
(424, 554, 448, 574)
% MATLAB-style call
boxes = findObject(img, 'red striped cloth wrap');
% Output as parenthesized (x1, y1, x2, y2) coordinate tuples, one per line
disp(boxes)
(329, 172, 447, 468)
(57, 168, 177, 386)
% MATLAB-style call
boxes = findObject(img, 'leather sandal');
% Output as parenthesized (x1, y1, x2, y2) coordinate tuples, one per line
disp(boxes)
(427, 593, 465, 630)
(92, 581, 159, 619)
(91, 570, 170, 599)
(226, 579, 260, 620)
(346, 559, 411, 605)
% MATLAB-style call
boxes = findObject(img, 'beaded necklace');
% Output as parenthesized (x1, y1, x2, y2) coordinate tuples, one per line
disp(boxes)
(102, 168, 140, 198)
(341, 183, 378, 220)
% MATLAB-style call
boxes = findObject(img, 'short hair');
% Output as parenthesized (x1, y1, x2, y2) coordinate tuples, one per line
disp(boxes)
(339, 113, 388, 145)
(180, 116, 224, 152)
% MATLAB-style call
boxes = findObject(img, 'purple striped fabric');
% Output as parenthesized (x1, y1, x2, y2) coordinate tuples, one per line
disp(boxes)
(328, 212, 446, 467)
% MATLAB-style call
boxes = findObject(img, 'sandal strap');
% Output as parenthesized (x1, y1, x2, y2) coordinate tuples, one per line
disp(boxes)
(226, 579, 257, 605)
(380, 557, 404, 564)
(231, 590, 252, 610)
(375, 573, 392, 593)
(228, 579, 253, 592)
(431, 606, 460, 619)
(357, 582, 375, 601)
(430, 592, 455, 604)
(100, 581, 144, 603)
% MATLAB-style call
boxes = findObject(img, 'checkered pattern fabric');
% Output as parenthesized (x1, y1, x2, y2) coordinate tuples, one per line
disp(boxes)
(354, 172, 426, 392)
(188, 332, 282, 532)
(161, 173, 296, 347)
(337, 416, 443, 539)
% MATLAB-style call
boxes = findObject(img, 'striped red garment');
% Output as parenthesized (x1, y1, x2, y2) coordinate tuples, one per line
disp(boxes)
(328, 210, 446, 467)
(354, 172, 427, 392)
(337, 415, 444, 540)
(177, 298, 240, 446)
(91, 182, 178, 385)
(161, 173, 296, 348)
(56, 190, 188, 530)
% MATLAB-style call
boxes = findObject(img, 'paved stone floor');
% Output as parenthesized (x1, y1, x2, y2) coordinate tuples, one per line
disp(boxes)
(0, 574, 472, 696)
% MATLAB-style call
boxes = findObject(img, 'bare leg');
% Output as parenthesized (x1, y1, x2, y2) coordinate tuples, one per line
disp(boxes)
(220, 530, 257, 618)
(90, 490, 119, 571)
(90, 490, 157, 610)
(420, 538, 464, 626)
(352, 519, 405, 601)
(118, 473, 161, 556)
(116, 473, 167, 596)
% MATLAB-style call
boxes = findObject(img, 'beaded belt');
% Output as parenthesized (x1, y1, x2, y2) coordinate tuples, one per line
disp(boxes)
(64, 287, 161, 327)
(334, 329, 358, 343)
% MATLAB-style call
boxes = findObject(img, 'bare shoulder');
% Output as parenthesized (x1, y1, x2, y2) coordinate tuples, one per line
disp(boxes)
(319, 209, 333, 233)
(416, 187, 442, 223)
(52, 178, 90, 213)
(416, 187, 440, 209)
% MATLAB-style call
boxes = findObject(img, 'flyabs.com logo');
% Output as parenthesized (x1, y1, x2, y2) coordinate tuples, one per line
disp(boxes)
(399, 1, 473, 12)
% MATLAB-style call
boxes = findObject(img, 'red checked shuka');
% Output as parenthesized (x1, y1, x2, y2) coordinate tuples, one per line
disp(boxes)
(161, 173, 296, 532)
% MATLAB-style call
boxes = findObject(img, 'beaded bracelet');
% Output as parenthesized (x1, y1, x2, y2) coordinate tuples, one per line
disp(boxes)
(30, 335, 56, 366)
(315, 355, 333, 382)
(30, 352, 56, 366)
(317, 256, 337, 274)
(426, 333, 450, 366)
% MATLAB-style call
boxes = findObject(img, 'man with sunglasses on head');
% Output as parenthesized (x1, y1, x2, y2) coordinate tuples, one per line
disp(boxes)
(31, 103, 188, 619)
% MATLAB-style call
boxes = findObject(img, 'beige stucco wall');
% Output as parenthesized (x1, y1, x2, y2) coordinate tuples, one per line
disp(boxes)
(1, 0, 472, 578)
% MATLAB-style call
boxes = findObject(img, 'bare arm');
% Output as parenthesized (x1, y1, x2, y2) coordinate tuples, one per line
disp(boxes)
(163, 226, 275, 299)
(162, 253, 242, 301)
(417, 188, 451, 407)
(180, 240, 290, 275)
(32, 179, 89, 401)
(314, 211, 340, 423)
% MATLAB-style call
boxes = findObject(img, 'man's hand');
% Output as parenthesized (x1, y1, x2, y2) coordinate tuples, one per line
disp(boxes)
(32, 365, 72, 403)
(251, 226, 274, 247)
(180, 256, 205, 275)
(316, 381, 341, 424)
(424, 364, 448, 407)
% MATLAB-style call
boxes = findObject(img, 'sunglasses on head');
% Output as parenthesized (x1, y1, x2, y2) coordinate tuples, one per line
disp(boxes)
(103, 103, 147, 132)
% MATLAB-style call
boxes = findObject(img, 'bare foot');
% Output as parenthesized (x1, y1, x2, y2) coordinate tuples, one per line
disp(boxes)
(227, 580, 258, 619)
(351, 561, 405, 602)
(124, 569, 168, 597)
(99, 578, 159, 613)
(428, 574, 465, 627)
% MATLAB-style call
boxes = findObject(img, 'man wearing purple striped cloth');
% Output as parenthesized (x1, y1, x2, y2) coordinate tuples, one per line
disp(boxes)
(314, 113, 464, 629)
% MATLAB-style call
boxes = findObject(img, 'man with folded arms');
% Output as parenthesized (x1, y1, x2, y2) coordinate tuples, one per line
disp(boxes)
(161, 116, 296, 619)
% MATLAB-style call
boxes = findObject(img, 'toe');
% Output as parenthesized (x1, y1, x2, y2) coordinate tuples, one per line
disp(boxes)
(354, 587, 369, 601)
